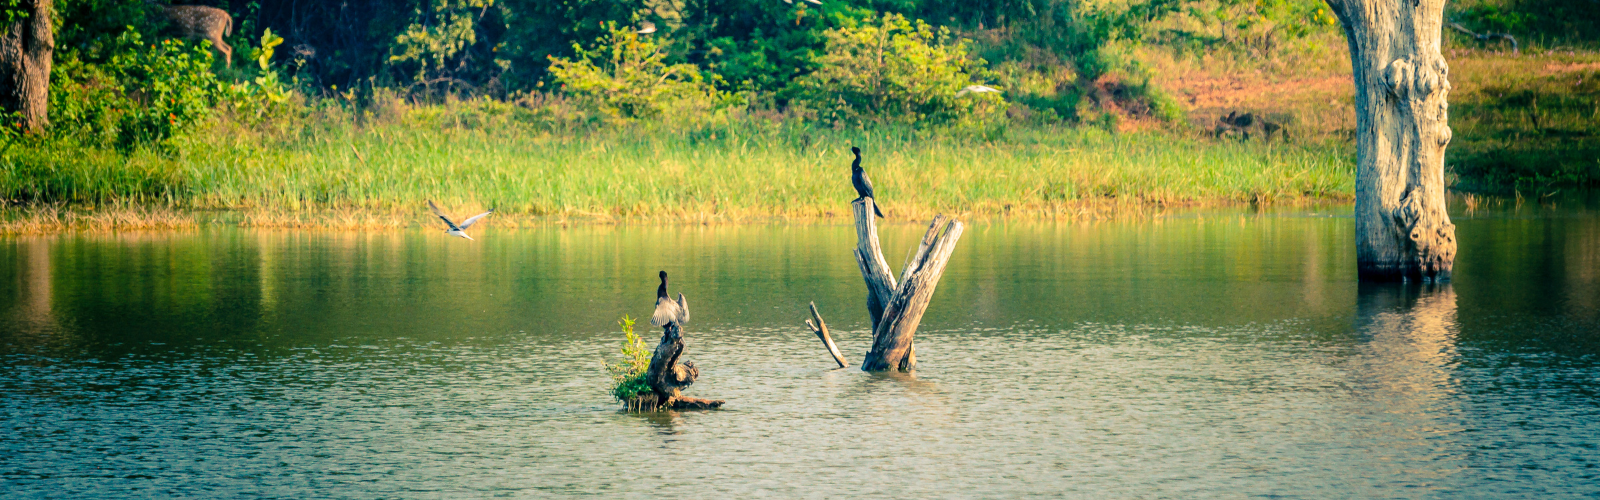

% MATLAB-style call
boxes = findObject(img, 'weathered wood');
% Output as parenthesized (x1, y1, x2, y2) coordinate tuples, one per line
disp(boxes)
(639, 323, 723, 410)
(807, 302, 847, 368)
(832, 198, 964, 372)
(667, 396, 724, 410)
(645, 324, 692, 395)
(853, 199, 896, 331)
(1325, 0, 1457, 282)
(899, 215, 947, 286)
(882, 216, 946, 373)
(861, 218, 964, 371)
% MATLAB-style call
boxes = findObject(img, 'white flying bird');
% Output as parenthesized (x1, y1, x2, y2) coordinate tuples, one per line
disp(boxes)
(637, 21, 656, 34)
(783, 0, 823, 5)
(428, 200, 493, 240)
(956, 85, 1002, 97)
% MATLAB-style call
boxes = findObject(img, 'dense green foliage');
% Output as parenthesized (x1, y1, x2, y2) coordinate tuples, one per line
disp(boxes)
(1449, 0, 1600, 47)
(792, 13, 1001, 127)
(47, 21, 292, 151)
(100, 33, 228, 147)
(38, 0, 1345, 126)
(548, 25, 724, 122)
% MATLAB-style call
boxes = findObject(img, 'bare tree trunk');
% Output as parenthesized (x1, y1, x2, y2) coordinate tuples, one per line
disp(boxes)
(853, 200, 964, 372)
(1326, 0, 1456, 282)
(0, 0, 53, 132)
(852, 199, 896, 332)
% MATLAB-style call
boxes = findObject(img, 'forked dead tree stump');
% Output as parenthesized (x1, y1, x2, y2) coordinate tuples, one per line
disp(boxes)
(630, 323, 724, 411)
(806, 199, 963, 372)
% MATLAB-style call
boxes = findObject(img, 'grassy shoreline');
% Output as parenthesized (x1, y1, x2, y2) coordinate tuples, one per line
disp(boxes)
(0, 195, 1360, 234)
(8, 44, 1593, 235)
(1, 118, 1356, 233)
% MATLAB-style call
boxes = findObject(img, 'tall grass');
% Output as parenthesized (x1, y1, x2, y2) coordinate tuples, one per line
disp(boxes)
(0, 99, 1355, 228)
(1143, 38, 1600, 189)
(1447, 50, 1600, 187)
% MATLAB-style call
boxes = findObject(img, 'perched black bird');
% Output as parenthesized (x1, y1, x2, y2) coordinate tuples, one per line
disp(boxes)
(650, 271, 690, 328)
(850, 146, 886, 218)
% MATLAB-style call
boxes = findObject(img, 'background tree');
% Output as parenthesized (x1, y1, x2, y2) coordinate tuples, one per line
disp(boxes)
(0, 0, 53, 132)
(1324, 0, 1456, 281)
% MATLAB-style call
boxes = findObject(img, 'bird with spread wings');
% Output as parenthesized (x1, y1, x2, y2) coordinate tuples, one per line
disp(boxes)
(427, 200, 494, 240)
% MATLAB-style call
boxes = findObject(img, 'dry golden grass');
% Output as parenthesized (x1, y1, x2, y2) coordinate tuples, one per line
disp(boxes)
(1140, 37, 1599, 186)
(0, 204, 199, 233)
(0, 194, 1359, 234)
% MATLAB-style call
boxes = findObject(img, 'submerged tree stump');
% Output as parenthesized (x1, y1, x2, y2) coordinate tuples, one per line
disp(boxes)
(1326, 0, 1457, 281)
(633, 323, 724, 411)
(852, 199, 964, 372)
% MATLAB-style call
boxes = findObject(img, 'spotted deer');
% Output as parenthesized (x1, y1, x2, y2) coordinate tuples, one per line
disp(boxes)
(158, 4, 235, 68)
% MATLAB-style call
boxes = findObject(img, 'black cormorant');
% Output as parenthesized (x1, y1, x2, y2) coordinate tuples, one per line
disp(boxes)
(850, 146, 886, 218)
(650, 271, 690, 328)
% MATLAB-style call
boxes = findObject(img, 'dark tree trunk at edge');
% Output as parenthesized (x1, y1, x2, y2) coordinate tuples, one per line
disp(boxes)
(0, 0, 53, 133)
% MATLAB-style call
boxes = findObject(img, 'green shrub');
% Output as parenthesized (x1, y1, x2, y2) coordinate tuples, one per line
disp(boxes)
(607, 315, 653, 402)
(229, 28, 295, 122)
(388, 0, 498, 84)
(48, 28, 238, 149)
(47, 27, 295, 148)
(106, 31, 232, 148)
(548, 25, 723, 122)
(48, 54, 130, 145)
(790, 13, 1002, 128)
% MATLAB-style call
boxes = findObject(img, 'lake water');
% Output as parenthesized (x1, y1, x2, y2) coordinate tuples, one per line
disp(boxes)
(3, 194, 1598, 497)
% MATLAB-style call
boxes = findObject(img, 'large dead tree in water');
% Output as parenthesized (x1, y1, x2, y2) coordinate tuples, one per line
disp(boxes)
(850, 199, 964, 372)
(0, 0, 53, 132)
(1325, 0, 1456, 281)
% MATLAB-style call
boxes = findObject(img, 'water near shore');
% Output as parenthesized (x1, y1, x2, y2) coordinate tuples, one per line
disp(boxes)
(2, 194, 1597, 497)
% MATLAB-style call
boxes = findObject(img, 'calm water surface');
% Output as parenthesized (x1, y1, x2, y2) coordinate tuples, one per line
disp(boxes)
(3, 195, 1598, 498)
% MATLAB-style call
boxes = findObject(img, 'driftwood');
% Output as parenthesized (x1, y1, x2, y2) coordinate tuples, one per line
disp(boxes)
(633, 323, 724, 411)
(806, 302, 847, 368)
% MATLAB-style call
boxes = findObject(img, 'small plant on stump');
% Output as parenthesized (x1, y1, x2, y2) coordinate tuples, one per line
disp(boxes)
(606, 315, 653, 407)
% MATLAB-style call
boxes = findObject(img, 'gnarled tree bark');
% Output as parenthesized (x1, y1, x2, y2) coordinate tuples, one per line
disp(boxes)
(633, 323, 723, 411)
(1326, 0, 1457, 282)
(0, 0, 52, 133)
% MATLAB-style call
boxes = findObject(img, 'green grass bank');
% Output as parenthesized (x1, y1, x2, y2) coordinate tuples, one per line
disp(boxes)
(0, 111, 1355, 232)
